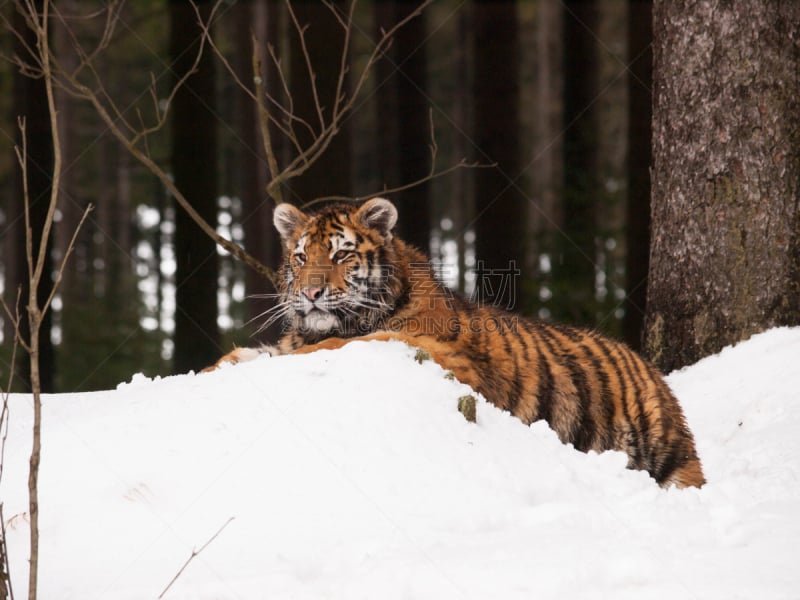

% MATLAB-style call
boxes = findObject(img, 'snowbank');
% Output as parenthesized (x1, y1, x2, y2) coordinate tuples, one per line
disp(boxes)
(2, 327, 799, 599)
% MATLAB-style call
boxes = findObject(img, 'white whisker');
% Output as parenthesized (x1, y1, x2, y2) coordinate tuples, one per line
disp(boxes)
(248, 299, 293, 334)
(247, 292, 283, 301)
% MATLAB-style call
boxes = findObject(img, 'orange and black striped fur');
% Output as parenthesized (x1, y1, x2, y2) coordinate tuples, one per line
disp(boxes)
(212, 198, 705, 488)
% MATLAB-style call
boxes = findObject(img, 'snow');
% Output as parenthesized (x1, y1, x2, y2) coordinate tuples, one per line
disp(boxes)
(2, 327, 800, 599)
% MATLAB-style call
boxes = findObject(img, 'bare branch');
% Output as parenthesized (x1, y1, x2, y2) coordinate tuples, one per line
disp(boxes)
(0, 503, 15, 600)
(198, 19, 312, 161)
(301, 101, 493, 211)
(43, 1, 277, 285)
(127, 23, 209, 147)
(188, 2, 286, 206)
(270, 0, 435, 192)
(31, 0, 64, 298)
(89, 0, 123, 62)
(427, 108, 438, 177)
(252, 38, 284, 205)
(0, 292, 22, 600)
(158, 517, 235, 599)
(346, 0, 433, 115)
(303, 160, 488, 211)
(1, 288, 23, 481)
(51, 1, 123, 78)
(0, 291, 29, 356)
(9, 5, 101, 596)
(123, 123, 279, 285)
(192, 3, 257, 105)
(1, 13, 44, 77)
(321, 0, 350, 31)
(52, 4, 137, 137)
(263, 42, 315, 156)
(13, 117, 34, 286)
(285, 0, 326, 131)
(42, 204, 93, 316)
(328, 0, 356, 122)
(14, 0, 461, 299)
(23, 4, 64, 595)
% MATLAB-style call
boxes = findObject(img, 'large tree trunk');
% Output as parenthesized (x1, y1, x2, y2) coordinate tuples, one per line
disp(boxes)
(646, 0, 800, 372)
(472, 0, 526, 311)
(170, 0, 220, 374)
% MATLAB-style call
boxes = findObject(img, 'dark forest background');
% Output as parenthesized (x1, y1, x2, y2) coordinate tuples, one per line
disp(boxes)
(0, 0, 690, 391)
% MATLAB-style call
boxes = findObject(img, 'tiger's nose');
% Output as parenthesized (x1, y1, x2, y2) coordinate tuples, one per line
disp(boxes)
(301, 287, 324, 302)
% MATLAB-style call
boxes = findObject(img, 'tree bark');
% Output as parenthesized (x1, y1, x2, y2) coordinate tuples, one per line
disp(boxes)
(646, 0, 800, 372)
(169, 0, 220, 374)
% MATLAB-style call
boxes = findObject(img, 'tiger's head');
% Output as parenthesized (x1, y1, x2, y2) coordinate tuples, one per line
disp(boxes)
(269, 198, 403, 339)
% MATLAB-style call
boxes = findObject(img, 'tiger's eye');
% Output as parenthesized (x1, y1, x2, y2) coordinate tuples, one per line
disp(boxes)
(333, 250, 352, 263)
(294, 252, 307, 265)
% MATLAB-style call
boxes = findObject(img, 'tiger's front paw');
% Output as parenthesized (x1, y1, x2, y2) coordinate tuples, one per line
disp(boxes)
(292, 337, 349, 355)
(201, 345, 279, 372)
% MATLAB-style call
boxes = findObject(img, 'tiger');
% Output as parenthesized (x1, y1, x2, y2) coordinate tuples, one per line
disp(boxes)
(209, 198, 705, 489)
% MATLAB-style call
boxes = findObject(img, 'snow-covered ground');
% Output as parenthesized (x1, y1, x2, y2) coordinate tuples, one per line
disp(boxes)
(2, 327, 799, 599)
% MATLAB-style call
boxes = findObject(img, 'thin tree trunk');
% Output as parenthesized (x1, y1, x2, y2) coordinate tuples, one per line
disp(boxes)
(452, 7, 471, 294)
(170, 0, 220, 374)
(374, 2, 400, 202)
(375, 1, 431, 253)
(287, 1, 352, 204)
(12, 2, 55, 393)
(646, 0, 800, 372)
(472, 0, 525, 311)
(622, 0, 652, 350)
(530, 0, 563, 315)
(238, 0, 282, 343)
(26, 317, 41, 600)
(556, 0, 600, 327)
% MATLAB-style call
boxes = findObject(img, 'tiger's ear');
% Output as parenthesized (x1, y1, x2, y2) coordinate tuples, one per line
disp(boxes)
(273, 203, 308, 241)
(355, 198, 398, 237)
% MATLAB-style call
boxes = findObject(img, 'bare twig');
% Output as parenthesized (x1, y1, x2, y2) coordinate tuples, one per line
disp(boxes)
(0, 503, 15, 600)
(259, 0, 436, 198)
(40, 0, 279, 286)
(266, 41, 308, 146)
(193, 8, 311, 166)
(252, 36, 284, 205)
(285, 0, 326, 131)
(196, 0, 444, 210)
(13, 0, 461, 295)
(302, 109, 492, 210)
(426, 107, 437, 177)
(8, 4, 96, 597)
(24, 6, 65, 596)
(302, 160, 488, 211)
(0, 289, 23, 484)
(0, 288, 21, 600)
(158, 516, 235, 599)
(330, 1, 357, 119)
(42, 204, 93, 317)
